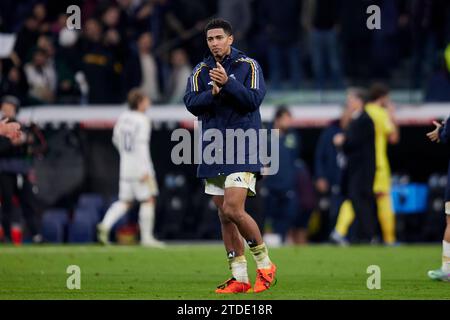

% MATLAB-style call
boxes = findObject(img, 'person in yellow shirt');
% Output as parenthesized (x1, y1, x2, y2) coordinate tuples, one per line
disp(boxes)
(330, 83, 399, 245)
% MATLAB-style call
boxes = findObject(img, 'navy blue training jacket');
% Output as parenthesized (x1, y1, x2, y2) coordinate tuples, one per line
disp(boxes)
(314, 120, 343, 187)
(183, 47, 266, 178)
(438, 116, 450, 201)
(263, 129, 301, 191)
(439, 116, 450, 146)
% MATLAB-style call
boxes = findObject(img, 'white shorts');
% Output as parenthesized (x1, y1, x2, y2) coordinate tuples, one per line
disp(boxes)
(205, 172, 257, 197)
(446, 202, 450, 215)
(119, 176, 159, 202)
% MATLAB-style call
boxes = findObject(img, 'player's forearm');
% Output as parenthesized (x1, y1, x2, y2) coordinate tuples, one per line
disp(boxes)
(221, 78, 265, 112)
(184, 90, 215, 116)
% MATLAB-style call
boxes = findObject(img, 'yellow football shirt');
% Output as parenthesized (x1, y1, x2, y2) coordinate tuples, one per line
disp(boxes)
(365, 103, 394, 193)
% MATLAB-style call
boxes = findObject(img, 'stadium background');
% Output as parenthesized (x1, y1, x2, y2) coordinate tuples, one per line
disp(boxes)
(0, 0, 450, 245)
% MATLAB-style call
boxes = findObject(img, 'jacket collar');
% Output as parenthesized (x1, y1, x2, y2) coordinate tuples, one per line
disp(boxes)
(203, 46, 244, 68)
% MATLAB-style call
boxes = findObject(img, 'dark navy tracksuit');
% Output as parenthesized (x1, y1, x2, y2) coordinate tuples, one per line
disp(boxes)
(439, 117, 450, 202)
(263, 130, 301, 240)
(183, 47, 266, 179)
(314, 119, 344, 225)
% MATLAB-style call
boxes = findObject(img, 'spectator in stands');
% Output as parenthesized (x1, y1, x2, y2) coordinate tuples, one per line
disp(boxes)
(101, 5, 127, 103)
(102, 4, 125, 35)
(57, 27, 81, 72)
(218, 0, 252, 52)
(80, 18, 117, 104)
(24, 48, 57, 104)
(50, 13, 68, 36)
(125, 32, 161, 103)
(370, 0, 402, 80)
(0, 1, 26, 33)
(134, 0, 170, 48)
(260, 0, 303, 89)
(339, 0, 372, 81)
(163, 0, 216, 65)
(32, 2, 50, 34)
(303, 0, 343, 90)
(411, 0, 450, 88)
(33, 33, 78, 104)
(263, 106, 301, 243)
(13, 16, 40, 65)
(116, 0, 141, 40)
(425, 53, 450, 102)
(0, 96, 46, 243)
(0, 59, 29, 105)
(166, 48, 191, 103)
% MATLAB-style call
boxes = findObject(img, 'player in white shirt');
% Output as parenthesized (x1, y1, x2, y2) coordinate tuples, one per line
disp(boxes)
(97, 89, 163, 247)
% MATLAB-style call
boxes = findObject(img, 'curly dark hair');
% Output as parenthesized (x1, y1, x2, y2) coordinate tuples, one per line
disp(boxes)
(204, 18, 233, 36)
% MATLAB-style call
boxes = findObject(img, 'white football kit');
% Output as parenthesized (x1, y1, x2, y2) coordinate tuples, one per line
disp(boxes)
(113, 110, 158, 201)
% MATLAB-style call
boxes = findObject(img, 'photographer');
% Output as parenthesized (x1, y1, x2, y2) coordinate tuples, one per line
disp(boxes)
(0, 96, 47, 243)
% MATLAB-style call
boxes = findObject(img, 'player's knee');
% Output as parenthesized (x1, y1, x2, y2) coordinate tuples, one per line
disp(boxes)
(141, 197, 155, 205)
(218, 209, 232, 224)
(222, 202, 244, 223)
(115, 200, 131, 211)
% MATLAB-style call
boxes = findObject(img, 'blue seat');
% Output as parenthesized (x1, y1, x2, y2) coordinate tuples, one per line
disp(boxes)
(77, 194, 104, 218)
(41, 209, 69, 243)
(74, 207, 100, 225)
(68, 214, 95, 243)
(76, 193, 105, 220)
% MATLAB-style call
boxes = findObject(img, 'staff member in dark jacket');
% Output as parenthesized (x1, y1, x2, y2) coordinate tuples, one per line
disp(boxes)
(0, 96, 46, 243)
(333, 88, 377, 242)
(263, 106, 301, 242)
(184, 19, 276, 294)
(314, 117, 344, 238)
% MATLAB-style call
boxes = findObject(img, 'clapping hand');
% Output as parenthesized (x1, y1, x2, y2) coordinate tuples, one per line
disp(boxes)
(209, 62, 228, 87)
(426, 120, 443, 143)
(0, 118, 21, 141)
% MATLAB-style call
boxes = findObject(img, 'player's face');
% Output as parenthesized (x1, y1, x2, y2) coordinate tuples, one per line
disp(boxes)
(139, 97, 151, 112)
(276, 113, 292, 131)
(347, 93, 363, 112)
(379, 95, 390, 108)
(206, 28, 233, 60)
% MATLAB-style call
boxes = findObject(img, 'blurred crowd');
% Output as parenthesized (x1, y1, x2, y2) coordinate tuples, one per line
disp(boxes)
(1, 0, 450, 107)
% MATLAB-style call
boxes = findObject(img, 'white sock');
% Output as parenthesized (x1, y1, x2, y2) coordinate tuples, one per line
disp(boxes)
(249, 243, 272, 269)
(101, 201, 128, 230)
(230, 256, 249, 283)
(442, 240, 450, 273)
(139, 202, 155, 243)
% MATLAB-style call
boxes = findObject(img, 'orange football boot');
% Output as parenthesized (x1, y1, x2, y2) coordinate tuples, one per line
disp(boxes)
(215, 278, 252, 294)
(254, 263, 277, 293)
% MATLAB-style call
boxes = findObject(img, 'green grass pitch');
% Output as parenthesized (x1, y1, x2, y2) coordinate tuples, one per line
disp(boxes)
(0, 244, 448, 300)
